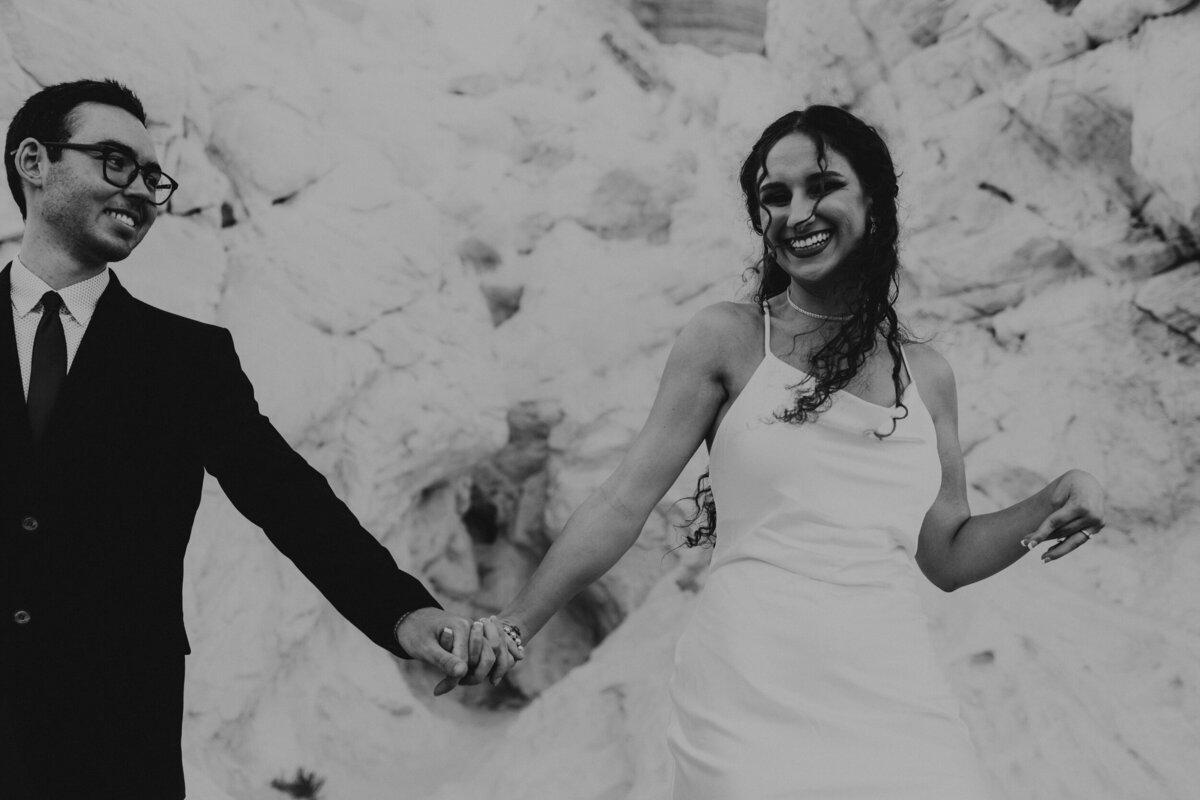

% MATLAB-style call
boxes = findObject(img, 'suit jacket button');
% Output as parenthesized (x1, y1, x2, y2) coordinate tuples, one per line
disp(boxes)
(20, 516, 38, 532)
(13, 610, 31, 624)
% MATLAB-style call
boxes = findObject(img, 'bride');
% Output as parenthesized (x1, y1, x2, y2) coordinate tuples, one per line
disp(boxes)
(468, 106, 1105, 799)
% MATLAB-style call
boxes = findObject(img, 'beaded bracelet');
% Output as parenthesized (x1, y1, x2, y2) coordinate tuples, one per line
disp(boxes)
(393, 610, 414, 653)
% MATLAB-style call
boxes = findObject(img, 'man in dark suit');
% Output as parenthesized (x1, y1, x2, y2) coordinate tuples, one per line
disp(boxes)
(0, 78, 514, 798)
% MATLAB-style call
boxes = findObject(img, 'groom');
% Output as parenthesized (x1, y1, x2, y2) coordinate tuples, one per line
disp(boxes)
(0, 79, 492, 799)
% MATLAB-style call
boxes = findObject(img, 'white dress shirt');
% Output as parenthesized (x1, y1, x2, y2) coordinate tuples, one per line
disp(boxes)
(9, 255, 110, 399)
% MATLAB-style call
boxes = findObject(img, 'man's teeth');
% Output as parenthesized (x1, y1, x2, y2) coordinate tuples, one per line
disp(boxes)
(107, 210, 136, 228)
(788, 231, 831, 251)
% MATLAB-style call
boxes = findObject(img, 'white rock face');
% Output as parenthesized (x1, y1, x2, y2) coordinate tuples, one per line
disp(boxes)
(1, 0, 1198, 798)
(1135, 261, 1200, 344)
(1131, 10, 1200, 231)
(620, 0, 769, 54)
(1073, 0, 1197, 42)
(765, 0, 882, 107)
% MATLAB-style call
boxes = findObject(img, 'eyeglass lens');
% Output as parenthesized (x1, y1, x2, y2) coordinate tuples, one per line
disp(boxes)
(100, 151, 175, 204)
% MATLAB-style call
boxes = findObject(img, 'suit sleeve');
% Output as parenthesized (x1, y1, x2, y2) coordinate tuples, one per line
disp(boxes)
(198, 328, 440, 658)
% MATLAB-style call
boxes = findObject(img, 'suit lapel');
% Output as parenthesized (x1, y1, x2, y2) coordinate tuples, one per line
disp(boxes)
(0, 264, 33, 460)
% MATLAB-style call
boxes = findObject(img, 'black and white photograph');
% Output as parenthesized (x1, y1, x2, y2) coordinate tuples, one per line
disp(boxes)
(1, 1, 1197, 798)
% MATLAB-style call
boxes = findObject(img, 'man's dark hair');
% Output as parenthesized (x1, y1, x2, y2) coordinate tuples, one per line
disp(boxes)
(5, 78, 147, 218)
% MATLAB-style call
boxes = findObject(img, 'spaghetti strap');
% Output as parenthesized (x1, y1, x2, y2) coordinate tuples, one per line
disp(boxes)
(899, 344, 914, 387)
(761, 302, 771, 358)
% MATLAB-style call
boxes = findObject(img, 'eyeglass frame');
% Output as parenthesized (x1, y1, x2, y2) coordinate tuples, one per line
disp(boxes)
(33, 140, 179, 205)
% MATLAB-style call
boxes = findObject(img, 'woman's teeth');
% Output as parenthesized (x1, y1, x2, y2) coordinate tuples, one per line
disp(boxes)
(785, 230, 832, 256)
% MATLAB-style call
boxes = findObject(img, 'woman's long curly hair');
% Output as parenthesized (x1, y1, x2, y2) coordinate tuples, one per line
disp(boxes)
(684, 106, 909, 548)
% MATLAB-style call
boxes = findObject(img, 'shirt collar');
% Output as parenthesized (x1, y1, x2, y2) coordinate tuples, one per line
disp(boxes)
(11, 255, 110, 325)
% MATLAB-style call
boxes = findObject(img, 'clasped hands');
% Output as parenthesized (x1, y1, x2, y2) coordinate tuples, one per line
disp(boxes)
(395, 608, 525, 695)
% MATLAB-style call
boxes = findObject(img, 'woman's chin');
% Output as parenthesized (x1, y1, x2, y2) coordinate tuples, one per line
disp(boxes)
(780, 250, 842, 285)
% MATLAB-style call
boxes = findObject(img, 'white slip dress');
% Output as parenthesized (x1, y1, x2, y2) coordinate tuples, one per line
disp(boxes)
(667, 304, 990, 799)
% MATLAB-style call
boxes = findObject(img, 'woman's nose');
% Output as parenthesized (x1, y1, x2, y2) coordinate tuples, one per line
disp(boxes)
(788, 196, 818, 229)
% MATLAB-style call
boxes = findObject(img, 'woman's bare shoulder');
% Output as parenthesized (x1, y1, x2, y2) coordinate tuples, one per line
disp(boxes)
(678, 301, 763, 358)
(686, 298, 758, 340)
(688, 300, 762, 332)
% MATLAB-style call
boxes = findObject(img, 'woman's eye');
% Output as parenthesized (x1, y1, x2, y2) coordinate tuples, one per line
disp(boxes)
(809, 180, 844, 198)
(760, 192, 789, 206)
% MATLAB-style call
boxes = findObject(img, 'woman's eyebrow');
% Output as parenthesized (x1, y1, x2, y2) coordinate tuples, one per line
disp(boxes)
(758, 171, 846, 193)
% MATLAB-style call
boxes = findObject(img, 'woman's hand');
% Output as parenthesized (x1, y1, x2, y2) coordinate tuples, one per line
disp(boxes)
(439, 616, 525, 691)
(1020, 470, 1107, 563)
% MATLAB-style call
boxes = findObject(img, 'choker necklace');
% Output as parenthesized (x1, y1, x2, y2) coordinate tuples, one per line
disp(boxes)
(786, 288, 852, 322)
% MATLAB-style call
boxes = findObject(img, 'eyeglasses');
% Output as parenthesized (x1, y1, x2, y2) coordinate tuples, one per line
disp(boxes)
(38, 141, 179, 205)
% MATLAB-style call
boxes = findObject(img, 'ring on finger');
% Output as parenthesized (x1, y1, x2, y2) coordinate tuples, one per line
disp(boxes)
(501, 622, 523, 649)
(1081, 528, 1095, 539)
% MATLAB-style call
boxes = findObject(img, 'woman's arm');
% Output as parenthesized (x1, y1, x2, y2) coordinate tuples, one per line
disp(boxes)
(912, 346, 1106, 591)
(499, 305, 736, 642)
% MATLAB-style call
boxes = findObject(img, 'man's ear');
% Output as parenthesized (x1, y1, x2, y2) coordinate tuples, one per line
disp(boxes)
(12, 138, 47, 188)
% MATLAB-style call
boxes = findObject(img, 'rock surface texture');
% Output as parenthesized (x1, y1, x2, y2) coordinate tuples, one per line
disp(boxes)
(1, 0, 1197, 798)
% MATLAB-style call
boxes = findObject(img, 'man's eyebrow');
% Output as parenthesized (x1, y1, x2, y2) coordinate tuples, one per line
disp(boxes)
(807, 170, 845, 181)
(94, 140, 162, 170)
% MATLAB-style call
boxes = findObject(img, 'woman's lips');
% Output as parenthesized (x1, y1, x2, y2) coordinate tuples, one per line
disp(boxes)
(784, 229, 833, 257)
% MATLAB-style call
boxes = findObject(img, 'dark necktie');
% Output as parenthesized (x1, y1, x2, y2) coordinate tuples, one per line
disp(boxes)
(27, 291, 66, 443)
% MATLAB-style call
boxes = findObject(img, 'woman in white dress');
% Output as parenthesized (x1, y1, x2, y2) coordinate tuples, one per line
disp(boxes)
(479, 107, 1106, 798)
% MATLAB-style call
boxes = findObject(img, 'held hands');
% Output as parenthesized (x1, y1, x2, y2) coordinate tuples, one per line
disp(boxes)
(394, 609, 525, 696)
(447, 616, 525, 690)
(1020, 470, 1106, 563)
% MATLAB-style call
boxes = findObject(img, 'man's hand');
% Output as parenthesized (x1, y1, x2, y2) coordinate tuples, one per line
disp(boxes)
(394, 608, 471, 696)
(459, 616, 525, 688)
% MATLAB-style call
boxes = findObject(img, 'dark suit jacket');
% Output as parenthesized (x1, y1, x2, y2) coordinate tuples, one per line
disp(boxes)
(0, 265, 439, 799)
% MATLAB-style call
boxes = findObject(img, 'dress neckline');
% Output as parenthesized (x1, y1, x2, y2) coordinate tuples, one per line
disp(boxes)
(762, 302, 914, 411)
(710, 303, 924, 456)
(763, 350, 913, 412)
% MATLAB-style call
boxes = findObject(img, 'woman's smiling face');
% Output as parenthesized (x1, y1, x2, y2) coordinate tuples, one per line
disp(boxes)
(756, 133, 871, 291)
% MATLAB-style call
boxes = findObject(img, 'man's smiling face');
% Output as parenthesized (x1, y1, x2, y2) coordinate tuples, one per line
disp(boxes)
(37, 101, 160, 268)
